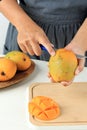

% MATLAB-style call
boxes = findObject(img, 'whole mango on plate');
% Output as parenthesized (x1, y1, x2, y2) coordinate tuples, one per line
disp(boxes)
(29, 96, 60, 121)
(5, 51, 31, 71)
(0, 57, 17, 81)
(48, 48, 78, 82)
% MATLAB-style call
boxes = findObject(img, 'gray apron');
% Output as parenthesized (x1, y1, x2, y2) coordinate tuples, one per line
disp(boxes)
(4, 0, 87, 66)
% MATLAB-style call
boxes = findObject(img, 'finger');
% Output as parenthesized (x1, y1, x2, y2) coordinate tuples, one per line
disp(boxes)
(47, 72, 56, 82)
(18, 43, 27, 53)
(30, 40, 42, 56)
(24, 41, 35, 55)
(61, 80, 73, 87)
(75, 59, 85, 75)
(39, 35, 55, 56)
(49, 77, 56, 83)
(47, 72, 51, 78)
(50, 78, 56, 82)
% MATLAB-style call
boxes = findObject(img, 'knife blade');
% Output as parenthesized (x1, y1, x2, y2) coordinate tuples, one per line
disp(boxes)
(75, 54, 87, 59)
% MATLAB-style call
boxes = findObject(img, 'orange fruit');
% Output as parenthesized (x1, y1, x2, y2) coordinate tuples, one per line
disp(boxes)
(49, 48, 78, 82)
(29, 96, 60, 121)
(0, 57, 17, 81)
(5, 51, 31, 71)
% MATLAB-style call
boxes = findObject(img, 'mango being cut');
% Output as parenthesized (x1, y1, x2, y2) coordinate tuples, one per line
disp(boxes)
(28, 96, 60, 121)
(49, 48, 78, 82)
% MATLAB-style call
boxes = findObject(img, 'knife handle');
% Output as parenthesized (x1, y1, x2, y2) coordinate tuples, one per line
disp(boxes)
(40, 45, 47, 51)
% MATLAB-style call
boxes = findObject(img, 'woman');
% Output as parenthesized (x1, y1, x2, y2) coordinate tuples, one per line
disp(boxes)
(0, 0, 87, 85)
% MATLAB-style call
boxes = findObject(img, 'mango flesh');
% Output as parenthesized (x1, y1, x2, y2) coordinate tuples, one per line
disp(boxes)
(29, 96, 60, 121)
(49, 49, 78, 82)
(5, 51, 31, 71)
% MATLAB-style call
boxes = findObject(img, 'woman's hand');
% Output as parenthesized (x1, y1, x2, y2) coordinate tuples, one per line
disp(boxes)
(48, 43, 85, 87)
(65, 43, 85, 75)
(17, 20, 55, 56)
(48, 58, 85, 87)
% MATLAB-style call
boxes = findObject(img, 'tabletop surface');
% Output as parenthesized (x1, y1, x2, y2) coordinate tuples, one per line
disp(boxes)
(0, 59, 87, 130)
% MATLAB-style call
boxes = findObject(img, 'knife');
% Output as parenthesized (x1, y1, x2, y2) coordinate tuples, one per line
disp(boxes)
(75, 54, 87, 59)
(40, 45, 87, 59)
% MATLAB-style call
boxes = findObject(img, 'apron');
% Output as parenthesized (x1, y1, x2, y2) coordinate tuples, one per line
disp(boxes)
(4, 0, 87, 66)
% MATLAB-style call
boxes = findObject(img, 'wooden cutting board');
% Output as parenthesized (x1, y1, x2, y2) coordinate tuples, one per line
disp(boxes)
(0, 60, 35, 88)
(28, 82, 87, 126)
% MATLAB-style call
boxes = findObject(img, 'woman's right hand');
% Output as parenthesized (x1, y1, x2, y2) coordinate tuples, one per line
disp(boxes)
(17, 19, 55, 56)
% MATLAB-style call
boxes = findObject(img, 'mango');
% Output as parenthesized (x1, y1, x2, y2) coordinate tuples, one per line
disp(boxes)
(5, 51, 31, 71)
(49, 48, 78, 82)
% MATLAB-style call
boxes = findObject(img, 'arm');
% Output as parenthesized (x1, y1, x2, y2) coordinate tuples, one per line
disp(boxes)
(49, 19, 87, 86)
(0, 0, 55, 56)
(0, 0, 31, 31)
(65, 18, 87, 81)
(66, 18, 87, 55)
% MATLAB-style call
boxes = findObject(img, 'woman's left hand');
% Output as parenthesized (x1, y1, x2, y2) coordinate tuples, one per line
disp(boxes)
(48, 72, 74, 86)
(48, 43, 85, 86)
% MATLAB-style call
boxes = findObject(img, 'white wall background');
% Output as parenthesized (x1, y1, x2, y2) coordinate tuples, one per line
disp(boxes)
(0, 13, 9, 54)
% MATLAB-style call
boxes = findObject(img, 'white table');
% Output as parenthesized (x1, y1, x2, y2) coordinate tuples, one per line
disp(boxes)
(0, 59, 87, 130)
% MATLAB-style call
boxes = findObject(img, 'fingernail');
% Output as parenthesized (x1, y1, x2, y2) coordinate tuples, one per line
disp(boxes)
(51, 44, 54, 47)
(75, 69, 80, 75)
(51, 51, 55, 56)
